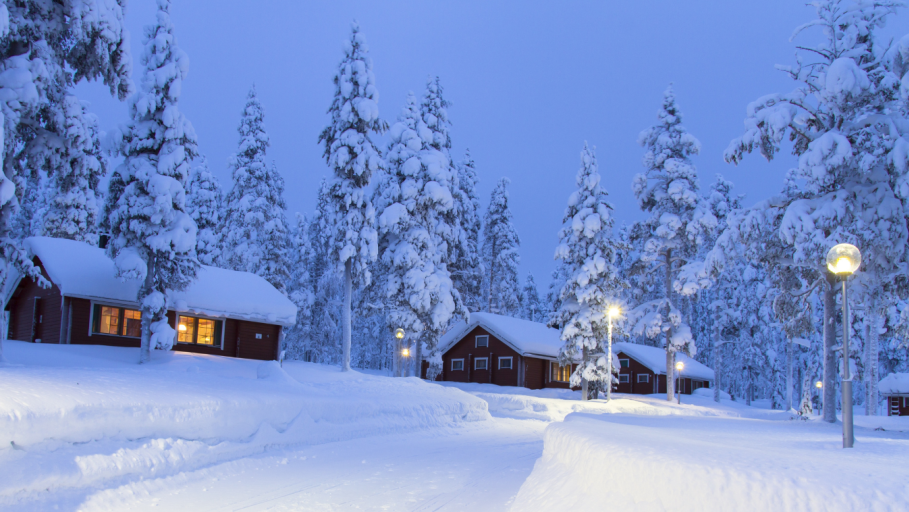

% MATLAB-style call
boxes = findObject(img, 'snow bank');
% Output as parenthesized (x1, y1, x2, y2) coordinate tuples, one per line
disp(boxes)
(512, 413, 909, 511)
(0, 341, 488, 504)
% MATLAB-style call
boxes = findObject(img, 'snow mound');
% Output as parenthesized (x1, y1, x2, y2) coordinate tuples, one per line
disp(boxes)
(693, 387, 730, 399)
(511, 413, 909, 511)
(257, 360, 296, 384)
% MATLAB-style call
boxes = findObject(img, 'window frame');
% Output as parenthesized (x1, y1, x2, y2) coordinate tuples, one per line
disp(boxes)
(474, 357, 488, 370)
(619, 358, 630, 368)
(89, 302, 143, 339)
(498, 356, 513, 370)
(175, 314, 225, 349)
(637, 373, 650, 383)
(475, 335, 489, 348)
(451, 358, 464, 371)
(551, 361, 572, 382)
(619, 374, 630, 383)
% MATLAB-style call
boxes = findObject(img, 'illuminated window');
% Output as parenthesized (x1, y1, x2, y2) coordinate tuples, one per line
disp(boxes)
(551, 362, 572, 382)
(177, 315, 222, 346)
(92, 305, 141, 337)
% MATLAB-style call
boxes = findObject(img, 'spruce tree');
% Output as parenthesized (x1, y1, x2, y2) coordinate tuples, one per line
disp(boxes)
(627, 86, 715, 401)
(318, 23, 386, 371)
(285, 212, 314, 360)
(220, 87, 289, 293)
(107, 0, 198, 364)
(520, 274, 544, 323)
(552, 143, 627, 400)
(186, 156, 223, 266)
(452, 149, 484, 312)
(482, 178, 521, 316)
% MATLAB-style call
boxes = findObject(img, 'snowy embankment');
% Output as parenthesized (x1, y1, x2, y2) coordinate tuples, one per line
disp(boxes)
(0, 341, 488, 506)
(512, 397, 909, 511)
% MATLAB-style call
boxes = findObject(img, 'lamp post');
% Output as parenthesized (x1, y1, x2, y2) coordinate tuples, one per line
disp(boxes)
(394, 328, 406, 377)
(815, 380, 823, 416)
(826, 243, 861, 448)
(675, 361, 684, 404)
(607, 306, 620, 402)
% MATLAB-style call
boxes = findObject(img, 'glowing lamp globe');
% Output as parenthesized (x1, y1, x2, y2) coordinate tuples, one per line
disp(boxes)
(826, 244, 861, 276)
(816, 381, 823, 389)
(608, 306, 621, 318)
(675, 361, 684, 371)
(394, 328, 405, 340)
(402, 348, 410, 357)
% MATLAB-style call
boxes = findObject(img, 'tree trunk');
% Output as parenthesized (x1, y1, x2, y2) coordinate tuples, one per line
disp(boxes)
(786, 338, 793, 411)
(139, 260, 155, 364)
(714, 323, 721, 403)
(665, 250, 675, 402)
(342, 259, 352, 372)
(581, 346, 589, 401)
(0, 311, 6, 364)
(823, 275, 837, 423)
(865, 294, 880, 416)
(414, 335, 423, 379)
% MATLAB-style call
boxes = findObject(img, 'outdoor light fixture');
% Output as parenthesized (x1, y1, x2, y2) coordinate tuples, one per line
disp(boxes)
(606, 306, 621, 402)
(826, 243, 861, 448)
(178, 324, 187, 332)
(394, 328, 405, 339)
(402, 348, 410, 357)
(826, 243, 861, 276)
(816, 381, 822, 388)
(675, 361, 684, 405)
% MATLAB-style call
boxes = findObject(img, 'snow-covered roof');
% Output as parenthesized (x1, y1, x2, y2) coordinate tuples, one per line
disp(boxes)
(878, 373, 909, 395)
(614, 342, 715, 382)
(21, 237, 297, 326)
(439, 312, 565, 359)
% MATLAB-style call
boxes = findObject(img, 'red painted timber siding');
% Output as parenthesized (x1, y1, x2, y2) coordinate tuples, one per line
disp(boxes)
(441, 326, 522, 387)
(889, 396, 909, 416)
(7, 259, 63, 344)
(616, 352, 658, 394)
(523, 357, 546, 390)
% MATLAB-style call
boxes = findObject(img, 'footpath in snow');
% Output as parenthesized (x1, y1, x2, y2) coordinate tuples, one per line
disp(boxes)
(0, 341, 488, 510)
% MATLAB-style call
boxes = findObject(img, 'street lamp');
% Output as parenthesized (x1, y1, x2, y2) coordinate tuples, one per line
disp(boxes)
(606, 306, 621, 402)
(815, 380, 823, 416)
(675, 361, 684, 404)
(826, 243, 861, 449)
(394, 328, 406, 377)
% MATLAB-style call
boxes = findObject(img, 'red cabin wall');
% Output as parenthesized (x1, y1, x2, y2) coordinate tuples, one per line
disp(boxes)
(6, 259, 63, 344)
(889, 396, 909, 416)
(440, 326, 521, 387)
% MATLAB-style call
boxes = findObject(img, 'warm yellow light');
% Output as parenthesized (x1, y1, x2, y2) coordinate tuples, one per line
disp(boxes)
(402, 348, 410, 357)
(608, 306, 621, 318)
(826, 243, 861, 275)
(178, 324, 187, 332)
(394, 328, 405, 340)
(675, 361, 684, 371)
(816, 381, 823, 389)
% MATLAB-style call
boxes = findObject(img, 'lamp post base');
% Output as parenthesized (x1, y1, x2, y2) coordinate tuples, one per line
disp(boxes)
(843, 379, 854, 448)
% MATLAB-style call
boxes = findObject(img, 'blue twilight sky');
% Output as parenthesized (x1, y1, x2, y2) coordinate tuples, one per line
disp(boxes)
(74, 0, 903, 291)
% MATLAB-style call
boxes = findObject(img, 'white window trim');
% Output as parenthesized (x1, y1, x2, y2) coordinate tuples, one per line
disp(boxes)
(474, 357, 488, 370)
(88, 300, 143, 339)
(637, 373, 650, 383)
(498, 356, 513, 369)
(551, 361, 571, 383)
(175, 313, 226, 350)
(475, 335, 489, 348)
(619, 374, 630, 383)
(451, 358, 464, 371)
(619, 358, 630, 368)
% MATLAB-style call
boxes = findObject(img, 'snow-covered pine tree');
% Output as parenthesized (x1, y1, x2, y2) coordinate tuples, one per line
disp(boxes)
(307, 179, 343, 364)
(627, 86, 715, 401)
(0, 0, 132, 362)
(107, 0, 198, 364)
(552, 143, 627, 400)
(375, 89, 466, 378)
(451, 150, 484, 313)
(285, 212, 314, 360)
(724, 0, 909, 418)
(520, 274, 544, 323)
(43, 96, 106, 243)
(186, 156, 222, 266)
(482, 178, 521, 316)
(318, 22, 386, 371)
(220, 86, 290, 293)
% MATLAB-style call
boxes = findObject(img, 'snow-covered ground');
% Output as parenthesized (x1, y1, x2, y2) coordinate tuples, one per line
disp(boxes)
(2, 341, 908, 511)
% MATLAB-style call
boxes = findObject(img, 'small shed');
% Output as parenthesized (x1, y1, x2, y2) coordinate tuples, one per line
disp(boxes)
(4, 237, 297, 361)
(879, 373, 909, 416)
(613, 342, 714, 395)
(437, 312, 577, 390)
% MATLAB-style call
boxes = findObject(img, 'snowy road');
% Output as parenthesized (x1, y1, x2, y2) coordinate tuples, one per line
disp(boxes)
(74, 418, 545, 512)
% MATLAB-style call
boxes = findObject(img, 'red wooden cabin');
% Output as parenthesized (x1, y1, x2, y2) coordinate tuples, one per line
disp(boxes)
(437, 312, 578, 390)
(879, 373, 909, 416)
(4, 237, 297, 361)
(612, 342, 714, 395)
